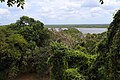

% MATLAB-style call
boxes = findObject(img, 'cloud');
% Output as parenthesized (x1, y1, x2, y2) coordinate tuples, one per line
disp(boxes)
(0, 8, 10, 15)
(0, 0, 120, 24)
(102, 0, 120, 10)
(26, 0, 119, 20)
(81, 0, 100, 8)
(27, 0, 82, 17)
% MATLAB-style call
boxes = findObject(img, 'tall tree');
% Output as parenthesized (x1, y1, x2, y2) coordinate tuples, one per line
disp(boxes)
(107, 10, 120, 80)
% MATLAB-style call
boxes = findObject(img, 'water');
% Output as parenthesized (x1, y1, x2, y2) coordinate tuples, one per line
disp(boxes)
(48, 28, 107, 34)
(76, 28, 107, 34)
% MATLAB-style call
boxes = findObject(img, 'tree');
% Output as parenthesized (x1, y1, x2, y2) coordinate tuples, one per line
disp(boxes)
(107, 10, 120, 80)
(93, 10, 120, 80)
(0, 26, 28, 79)
(0, 16, 51, 79)
(0, 0, 24, 9)
(48, 42, 68, 80)
(8, 16, 50, 47)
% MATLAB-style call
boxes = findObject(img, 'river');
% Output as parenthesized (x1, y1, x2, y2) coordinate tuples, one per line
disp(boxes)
(48, 28, 107, 34)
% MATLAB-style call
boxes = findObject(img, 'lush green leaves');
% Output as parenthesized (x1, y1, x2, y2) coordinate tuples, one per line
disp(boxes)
(0, 16, 50, 79)
(65, 68, 85, 80)
(48, 42, 68, 80)
(0, 0, 24, 9)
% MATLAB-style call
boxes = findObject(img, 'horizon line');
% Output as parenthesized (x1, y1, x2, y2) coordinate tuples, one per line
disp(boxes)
(45, 23, 109, 25)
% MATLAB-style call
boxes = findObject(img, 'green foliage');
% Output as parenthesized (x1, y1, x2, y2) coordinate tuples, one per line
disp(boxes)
(74, 44, 87, 54)
(65, 68, 85, 80)
(8, 16, 49, 47)
(66, 49, 97, 79)
(48, 42, 68, 80)
(0, 16, 50, 79)
(8, 63, 19, 79)
(63, 28, 83, 43)
(47, 40, 97, 80)
(83, 33, 106, 54)
(0, 0, 24, 9)
(0, 71, 6, 80)
(92, 10, 120, 80)
(49, 28, 84, 48)
(106, 10, 120, 80)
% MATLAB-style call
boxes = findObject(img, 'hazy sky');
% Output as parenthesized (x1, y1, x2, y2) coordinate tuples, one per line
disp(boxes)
(0, 0, 120, 25)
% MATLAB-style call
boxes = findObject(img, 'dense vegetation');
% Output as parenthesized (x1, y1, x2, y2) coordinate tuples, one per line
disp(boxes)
(0, 10, 120, 80)
(0, 16, 50, 80)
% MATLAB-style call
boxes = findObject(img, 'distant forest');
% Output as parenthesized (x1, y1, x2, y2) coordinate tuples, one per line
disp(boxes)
(45, 24, 109, 28)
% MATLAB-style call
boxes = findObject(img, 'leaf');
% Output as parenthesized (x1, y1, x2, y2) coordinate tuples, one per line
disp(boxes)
(21, 6, 24, 9)
(100, 0, 104, 4)
(17, 3, 20, 7)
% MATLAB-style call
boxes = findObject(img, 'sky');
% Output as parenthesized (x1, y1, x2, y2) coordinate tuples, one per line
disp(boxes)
(0, 0, 120, 25)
